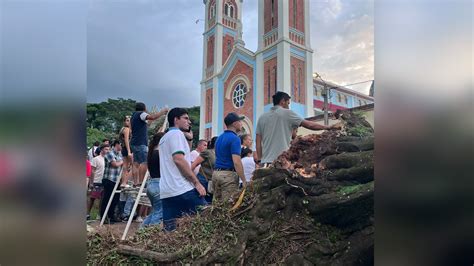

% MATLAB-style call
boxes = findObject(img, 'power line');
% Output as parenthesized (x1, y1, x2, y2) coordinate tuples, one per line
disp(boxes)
(342, 79, 374, 87)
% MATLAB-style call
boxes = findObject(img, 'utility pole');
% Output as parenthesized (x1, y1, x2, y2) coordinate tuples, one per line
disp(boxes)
(322, 84, 329, 125)
(314, 72, 330, 126)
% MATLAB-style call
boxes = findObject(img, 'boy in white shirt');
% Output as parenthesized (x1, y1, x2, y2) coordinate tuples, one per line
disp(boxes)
(240, 148, 255, 186)
(159, 108, 207, 231)
(87, 144, 110, 220)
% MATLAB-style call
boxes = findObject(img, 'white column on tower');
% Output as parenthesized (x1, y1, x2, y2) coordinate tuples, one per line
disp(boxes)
(211, 77, 219, 136)
(255, 0, 265, 125)
(304, 0, 311, 47)
(304, 0, 314, 117)
(305, 50, 314, 117)
(257, 0, 264, 52)
(200, 1, 209, 139)
(199, 85, 206, 139)
(277, 0, 290, 94)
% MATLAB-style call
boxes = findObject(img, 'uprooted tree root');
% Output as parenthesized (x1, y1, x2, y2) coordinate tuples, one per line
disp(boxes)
(87, 110, 374, 265)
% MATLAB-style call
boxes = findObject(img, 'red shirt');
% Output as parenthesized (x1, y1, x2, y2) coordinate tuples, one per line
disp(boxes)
(86, 160, 92, 177)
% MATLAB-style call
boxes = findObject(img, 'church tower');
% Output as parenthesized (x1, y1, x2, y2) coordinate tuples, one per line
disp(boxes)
(200, 0, 244, 140)
(255, 0, 314, 120)
(199, 0, 314, 140)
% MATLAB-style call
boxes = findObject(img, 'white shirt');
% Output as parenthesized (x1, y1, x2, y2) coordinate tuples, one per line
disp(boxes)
(241, 156, 255, 183)
(190, 150, 201, 175)
(159, 128, 195, 199)
(90, 155, 105, 183)
(88, 146, 98, 161)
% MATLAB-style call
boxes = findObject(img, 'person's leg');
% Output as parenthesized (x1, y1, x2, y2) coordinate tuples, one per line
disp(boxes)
(109, 187, 120, 220)
(120, 156, 131, 187)
(100, 179, 113, 218)
(162, 196, 181, 231)
(134, 145, 148, 185)
(87, 197, 94, 216)
(219, 171, 239, 204)
(181, 189, 207, 215)
(123, 193, 133, 219)
(143, 179, 163, 227)
(136, 205, 146, 222)
(131, 145, 141, 185)
(138, 163, 148, 185)
(211, 171, 222, 204)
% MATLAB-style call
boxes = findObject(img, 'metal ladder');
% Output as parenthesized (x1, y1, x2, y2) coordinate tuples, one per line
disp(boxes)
(99, 171, 150, 240)
(100, 109, 168, 240)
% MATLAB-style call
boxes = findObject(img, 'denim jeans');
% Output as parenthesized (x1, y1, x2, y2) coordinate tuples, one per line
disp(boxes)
(131, 145, 148, 164)
(162, 189, 207, 231)
(197, 173, 213, 204)
(123, 195, 134, 217)
(141, 178, 163, 228)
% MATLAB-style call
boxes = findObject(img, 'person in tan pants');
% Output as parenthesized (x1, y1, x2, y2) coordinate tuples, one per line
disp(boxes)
(212, 113, 247, 204)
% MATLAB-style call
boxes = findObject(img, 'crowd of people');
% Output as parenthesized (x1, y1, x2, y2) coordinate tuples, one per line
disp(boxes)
(86, 91, 341, 231)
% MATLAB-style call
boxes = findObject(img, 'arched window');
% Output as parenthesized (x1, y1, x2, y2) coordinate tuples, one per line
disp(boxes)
(338, 93, 342, 102)
(232, 83, 247, 108)
(298, 67, 302, 101)
(209, 5, 215, 19)
(358, 99, 362, 106)
(230, 5, 234, 18)
(267, 69, 271, 103)
(224, 3, 229, 16)
(271, 0, 275, 27)
(293, 0, 297, 28)
(344, 95, 348, 105)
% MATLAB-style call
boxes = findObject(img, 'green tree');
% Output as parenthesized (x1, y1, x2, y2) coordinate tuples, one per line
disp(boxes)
(188, 106, 201, 148)
(87, 98, 136, 132)
(86, 99, 202, 149)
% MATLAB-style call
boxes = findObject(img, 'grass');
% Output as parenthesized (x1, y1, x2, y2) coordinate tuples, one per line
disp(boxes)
(338, 181, 374, 195)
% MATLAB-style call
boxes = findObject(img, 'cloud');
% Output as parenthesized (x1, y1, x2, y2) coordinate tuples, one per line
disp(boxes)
(84, 0, 374, 104)
(311, 1, 374, 94)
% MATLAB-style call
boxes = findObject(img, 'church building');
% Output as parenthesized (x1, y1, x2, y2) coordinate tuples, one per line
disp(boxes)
(199, 0, 314, 140)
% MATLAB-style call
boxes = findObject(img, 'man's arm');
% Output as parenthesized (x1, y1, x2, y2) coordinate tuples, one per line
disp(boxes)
(300, 119, 331, 131)
(256, 134, 262, 162)
(191, 156, 205, 171)
(232, 155, 246, 187)
(146, 108, 169, 121)
(110, 160, 123, 167)
(173, 154, 206, 196)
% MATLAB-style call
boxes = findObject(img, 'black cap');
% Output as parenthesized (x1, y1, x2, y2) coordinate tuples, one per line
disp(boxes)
(224, 112, 245, 126)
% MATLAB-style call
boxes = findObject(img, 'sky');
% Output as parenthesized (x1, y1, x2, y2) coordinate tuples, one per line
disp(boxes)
(1, 0, 374, 108)
(87, 0, 373, 108)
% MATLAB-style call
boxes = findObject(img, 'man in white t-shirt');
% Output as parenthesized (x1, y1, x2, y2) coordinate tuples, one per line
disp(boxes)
(240, 148, 255, 185)
(87, 144, 110, 220)
(190, 139, 208, 175)
(159, 108, 207, 231)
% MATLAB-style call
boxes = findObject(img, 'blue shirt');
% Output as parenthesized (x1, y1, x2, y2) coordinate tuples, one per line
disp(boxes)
(214, 130, 241, 169)
(130, 111, 148, 146)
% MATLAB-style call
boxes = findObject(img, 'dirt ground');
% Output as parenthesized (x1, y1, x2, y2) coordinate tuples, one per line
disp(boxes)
(87, 220, 141, 240)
